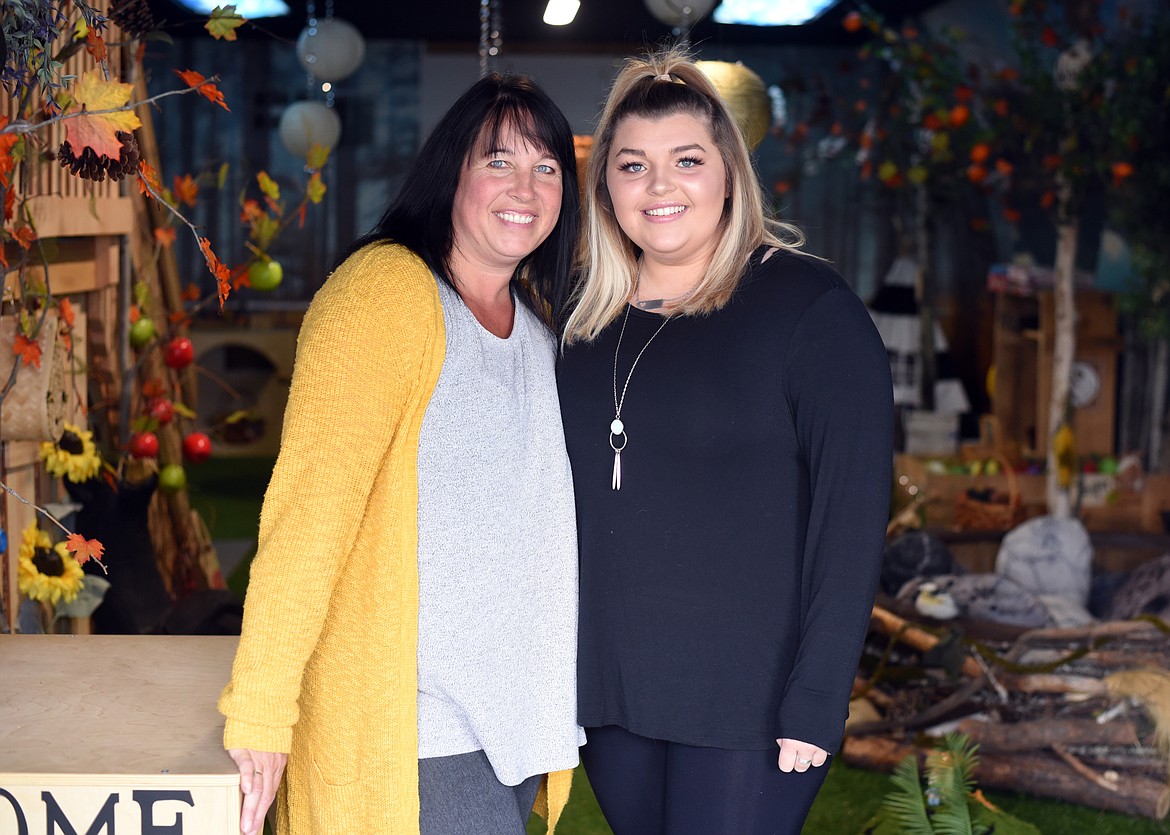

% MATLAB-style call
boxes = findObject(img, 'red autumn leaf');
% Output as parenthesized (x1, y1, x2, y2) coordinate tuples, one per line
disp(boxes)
(296, 203, 307, 228)
(239, 198, 263, 224)
(954, 85, 974, 103)
(86, 29, 108, 62)
(1111, 161, 1134, 182)
(168, 310, 193, 327)
(0, 117, 18, 188)
(13, 226, 36, 249)
(13, 334, 42, 368)
(993, 99, 1009, 117)
(174, 69, 230, 112)
(59, 297, 76, 328)
(1041, 27, 1059, 48)
(199, 237, 232, 309)
(154, 226, 177, 247)
(138, 160, 163, 197)
(843, 11, 862, 32)
(1003, 206, 1021, 223)
(995, 158, 1013, 177)
(923, 112, 943, 131)
(969, 143, 990, 164)
(173, 174, 199, 207)
(181, 282, 201, 302)
(129, 304, 141, 324)
(65, 532, 105, 566)
(142, 378, 167, 399)
(4, 186, 15, 221)
(948, 104, 970, 128)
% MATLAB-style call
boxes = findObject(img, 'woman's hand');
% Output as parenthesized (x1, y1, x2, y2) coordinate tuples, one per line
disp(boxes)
(228, 747, 288, 835)
(776, 738, 829, 773)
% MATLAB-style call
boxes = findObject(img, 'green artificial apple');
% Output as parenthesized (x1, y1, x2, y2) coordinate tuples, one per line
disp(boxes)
(159, 463, 188, 493)
(129, 317, 156, 349)
(248, 258, 284, 291)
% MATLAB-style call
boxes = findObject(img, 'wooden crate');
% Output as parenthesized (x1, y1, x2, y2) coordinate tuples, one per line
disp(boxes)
(0, 635, 242, 834)
(990, 289, 1120, 459)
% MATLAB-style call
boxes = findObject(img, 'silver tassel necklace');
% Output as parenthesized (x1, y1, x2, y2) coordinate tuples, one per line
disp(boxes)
(610, 295, 671, 491)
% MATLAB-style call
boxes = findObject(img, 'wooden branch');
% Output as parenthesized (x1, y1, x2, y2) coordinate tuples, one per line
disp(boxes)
(841, 736, 1170, 820)
(871, 605, 984, 677)
(1052, 744, 1120, 792)
(997, 672, 1107, 695)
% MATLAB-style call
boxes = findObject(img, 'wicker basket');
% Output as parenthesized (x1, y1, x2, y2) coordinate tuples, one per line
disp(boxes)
(953, 454, 1025, 531)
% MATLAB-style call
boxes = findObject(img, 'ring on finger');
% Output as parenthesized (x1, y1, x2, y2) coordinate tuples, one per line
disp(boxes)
(795, 755, 812, 765)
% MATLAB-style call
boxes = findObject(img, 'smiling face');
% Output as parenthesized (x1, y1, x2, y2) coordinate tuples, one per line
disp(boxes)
(605, 111, 729, 273)
(450, 122, 564, 278)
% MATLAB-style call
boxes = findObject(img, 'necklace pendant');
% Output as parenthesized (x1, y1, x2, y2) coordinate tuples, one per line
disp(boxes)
(609, 426, 627, 491)
(611, 418, 624, 435)
(612, 449, 622, 491)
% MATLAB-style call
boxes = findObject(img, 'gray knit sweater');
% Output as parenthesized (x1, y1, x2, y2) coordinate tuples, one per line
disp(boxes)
(416, 277, 584, 786)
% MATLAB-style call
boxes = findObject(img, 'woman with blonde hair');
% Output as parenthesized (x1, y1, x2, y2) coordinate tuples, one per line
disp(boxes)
(559, 48, 894, 834)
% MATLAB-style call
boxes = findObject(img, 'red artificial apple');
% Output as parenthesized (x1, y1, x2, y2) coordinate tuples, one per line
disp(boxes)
(128, 432, 160, 459)
(164, 336, 195, 370)
(182, 431, 213, 464)
(148, 398, 175, 425)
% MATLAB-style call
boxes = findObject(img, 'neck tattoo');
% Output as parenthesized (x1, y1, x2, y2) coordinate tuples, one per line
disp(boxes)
(610, 271, 672, 490)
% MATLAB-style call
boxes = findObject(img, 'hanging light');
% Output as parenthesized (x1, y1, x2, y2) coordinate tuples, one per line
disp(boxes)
(543, 0, 580, 25)
(278, 101, 342, 160)
(642, 0, 717, 28)
(296, 17, 366, 83)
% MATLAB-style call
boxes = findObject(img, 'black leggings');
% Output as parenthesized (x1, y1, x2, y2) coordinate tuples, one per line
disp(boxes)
(580, 725, 830, 835)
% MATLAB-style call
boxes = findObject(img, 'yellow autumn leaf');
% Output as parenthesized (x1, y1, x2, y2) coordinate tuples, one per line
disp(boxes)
(306, 143, 331, 171)
(64, 70, 142, 161)
(256, 171, 280, 202)
(306, 171, 326, 204)
(206, 5, 247, 40)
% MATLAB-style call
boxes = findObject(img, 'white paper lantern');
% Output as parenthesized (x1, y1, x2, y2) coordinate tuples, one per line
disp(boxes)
(296, 17, 366, 83)
(643, 0, 717, 28)
(278, 101, 342, 159)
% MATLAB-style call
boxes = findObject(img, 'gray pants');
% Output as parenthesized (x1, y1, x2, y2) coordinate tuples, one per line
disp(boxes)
(419, 750, 543, 835)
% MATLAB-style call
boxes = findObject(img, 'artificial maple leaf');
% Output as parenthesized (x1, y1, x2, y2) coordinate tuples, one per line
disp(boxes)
(174, 69, 230, 111)
(173, 173, 199, 207)
(256, 171, 280, 203)
(0, 116, 18, 188)
(181, 282, 201, 302)
(3, 186, 15, 221)
(138, 160, 162, 197)
(65, 532, 105, 566)
(62, 70, 142, 162)
(239, 199, 263, 224)
(199, 237, 232, 308)
(86, 29, 108, 62)
(205, 5, 246, 40)
(13, 334, 42, 368)
(306, 143, 331, 171)
(13, 226, 35, 249)
(59, 297, 76, 328)
(154, 226, 177, 247)
(306, 171, 326, 205)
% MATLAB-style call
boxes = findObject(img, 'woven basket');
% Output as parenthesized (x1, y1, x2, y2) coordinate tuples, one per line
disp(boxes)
(953, 454, 1025, 531)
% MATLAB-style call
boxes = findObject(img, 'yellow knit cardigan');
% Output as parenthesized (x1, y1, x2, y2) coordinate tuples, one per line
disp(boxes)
(218, 243, 572, 834)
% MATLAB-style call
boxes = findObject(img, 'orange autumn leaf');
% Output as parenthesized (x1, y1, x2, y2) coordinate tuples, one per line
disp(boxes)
(181, 282, 201, 302)
(969, 143, 990, 164)
(63, 70, 142, 161)
(13, 334, 42, 368)
(86, 29, 108, 62)
(138, 160, 163, 196)
(154, 226, 177, 247)
(1111, 161, 1134, 183)
(169, 310, 193, 327)
(174, 69, 230, 112)
(0, 116, 19, 188)
(995, 158, 1013, 177)
(173, 173, 199, 207)
(59, 297, 76, 328)
(199, 237, 233, 308)
(239, 198, 263, 224)
(142, 378, 167, 399)
(13, 226, 36, 249)
(948, 104, 970, 128)
(65, 532, 105, 566)
(4, 185, 15, 221)
(1040, 190, 1056, 208)
(966, 164, 987, 184)
(843, 10, 862, 32)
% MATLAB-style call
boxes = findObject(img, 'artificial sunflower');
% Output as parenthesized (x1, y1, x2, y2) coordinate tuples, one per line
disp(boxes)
(18, 522, 85, 606)
(40, 422, 102, 482)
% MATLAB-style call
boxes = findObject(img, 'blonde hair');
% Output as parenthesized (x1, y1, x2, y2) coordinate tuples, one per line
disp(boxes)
(563, 46, 804, 343)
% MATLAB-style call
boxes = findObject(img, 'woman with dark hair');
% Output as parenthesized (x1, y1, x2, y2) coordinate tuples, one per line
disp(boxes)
(219, 73, 583, 835)
(559, 48, 893, 834)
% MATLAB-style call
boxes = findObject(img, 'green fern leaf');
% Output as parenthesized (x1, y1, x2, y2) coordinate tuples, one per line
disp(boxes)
(883, 755, 935, 835)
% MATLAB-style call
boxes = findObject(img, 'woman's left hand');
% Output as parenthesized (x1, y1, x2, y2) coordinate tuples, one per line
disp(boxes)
(776, 738, 829, 773)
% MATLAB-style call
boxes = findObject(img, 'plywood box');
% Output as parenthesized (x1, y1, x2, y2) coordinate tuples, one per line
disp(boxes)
(0, 635, 242, 834)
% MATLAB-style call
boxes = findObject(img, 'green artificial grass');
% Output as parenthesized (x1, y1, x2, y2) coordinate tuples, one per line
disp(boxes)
(191, 456, 1170, 835)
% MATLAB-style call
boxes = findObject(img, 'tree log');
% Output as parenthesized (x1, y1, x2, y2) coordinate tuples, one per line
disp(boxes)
(841, 736, 1170, 820)
(957, 717, 1139, 752)
(998, 672, 1107, 695)
(871, 605, 983, 677)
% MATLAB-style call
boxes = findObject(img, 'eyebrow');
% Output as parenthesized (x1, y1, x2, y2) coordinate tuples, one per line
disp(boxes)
(615, 143, 707, 157)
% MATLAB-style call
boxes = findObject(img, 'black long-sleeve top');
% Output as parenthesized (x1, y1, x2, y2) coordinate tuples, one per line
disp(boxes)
(558, 249, 894, 754)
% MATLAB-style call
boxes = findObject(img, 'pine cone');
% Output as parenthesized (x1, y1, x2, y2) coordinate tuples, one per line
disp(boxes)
(57, 132, 142, 183)
(110, 0, 159, 37)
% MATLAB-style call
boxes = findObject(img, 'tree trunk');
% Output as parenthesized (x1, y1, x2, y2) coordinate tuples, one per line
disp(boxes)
(1149, 337, 1168, 471)
(914, 184, 937, 411)
(1047, 207, 1078, 517)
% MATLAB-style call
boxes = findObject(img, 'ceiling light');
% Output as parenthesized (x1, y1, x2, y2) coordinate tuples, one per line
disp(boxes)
(713, 0, 835, 26)
(173, 0, 290, 18)
(543, 0, 581, 25)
